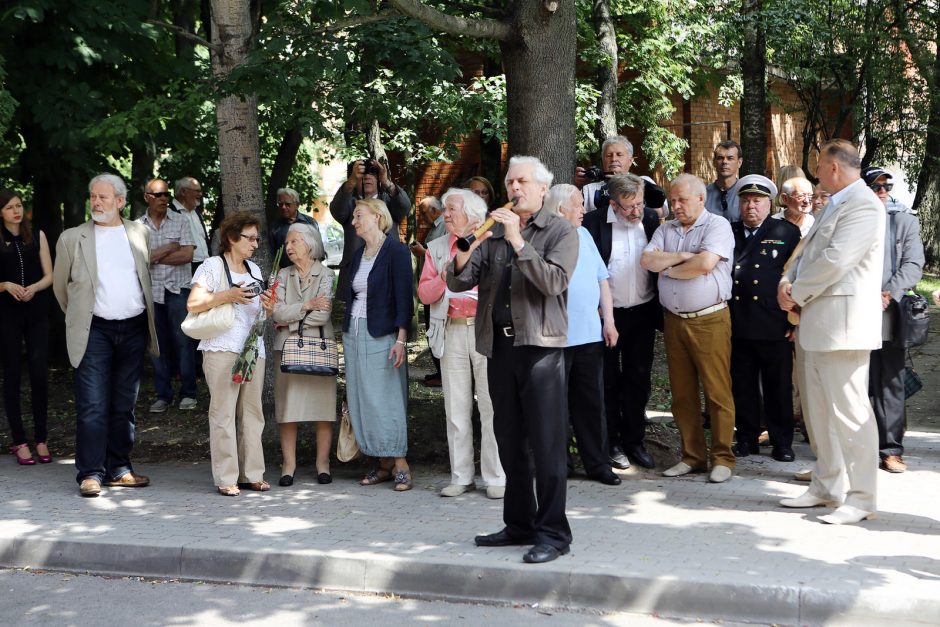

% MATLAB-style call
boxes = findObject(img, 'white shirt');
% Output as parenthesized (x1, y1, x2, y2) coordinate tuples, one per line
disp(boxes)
(606, 206, 654, 308)
(174, 199, 209, 262)
(582, 181, 606, 213)
(191, 257, 265, 358)
(92, 225, 146, 320)
(772, 209, 815, 237)
(350, 255, 376, 320)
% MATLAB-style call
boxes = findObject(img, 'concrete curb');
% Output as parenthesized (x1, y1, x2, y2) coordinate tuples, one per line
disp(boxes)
(3, 535, 938, 625)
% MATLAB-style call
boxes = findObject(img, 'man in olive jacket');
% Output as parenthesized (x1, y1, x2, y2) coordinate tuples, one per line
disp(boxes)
(446, 156, 579, 565)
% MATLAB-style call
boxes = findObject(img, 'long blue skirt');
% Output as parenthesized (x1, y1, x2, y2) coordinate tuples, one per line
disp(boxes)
(343, 320, 408, 458)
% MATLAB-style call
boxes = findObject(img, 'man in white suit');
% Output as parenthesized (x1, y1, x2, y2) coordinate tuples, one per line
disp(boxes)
(776, 140, 885, 525)
(53, 174, 159, 497)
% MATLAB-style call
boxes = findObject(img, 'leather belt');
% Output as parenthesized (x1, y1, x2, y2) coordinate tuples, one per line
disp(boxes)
(447, 317, 475, 326)
(674, 302, 727, 319)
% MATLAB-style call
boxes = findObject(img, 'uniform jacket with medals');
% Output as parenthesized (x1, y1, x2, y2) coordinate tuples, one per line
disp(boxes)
(730, 218, 801, 341)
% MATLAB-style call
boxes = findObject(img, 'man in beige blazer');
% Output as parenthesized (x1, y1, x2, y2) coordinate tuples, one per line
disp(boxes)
(776, 140, 885, 525)
(53, 173, 159, 497)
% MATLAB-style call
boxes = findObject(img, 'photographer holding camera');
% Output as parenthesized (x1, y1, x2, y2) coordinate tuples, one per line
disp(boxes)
(576, 136, 666, 217)
(330, 158, 411, 302)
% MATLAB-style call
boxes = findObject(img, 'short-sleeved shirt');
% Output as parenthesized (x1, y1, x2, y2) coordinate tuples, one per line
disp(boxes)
(705, 181, 740, 222)
(645, 210, 734, 314)
(191, 257, 265, 358)
(566, 227, 609, 347)
(138, 210, 196, 304)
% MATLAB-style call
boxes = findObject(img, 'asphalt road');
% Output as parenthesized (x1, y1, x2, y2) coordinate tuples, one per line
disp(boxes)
(1, 569, 757, 627)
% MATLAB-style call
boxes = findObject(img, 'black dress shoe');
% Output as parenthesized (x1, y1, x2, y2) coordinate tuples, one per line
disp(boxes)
(278, 475, 293, 486)
(625, 444, 655, 469)
(317, 472, 332, 484)
(732, 441, 757, 458)
(474, 529, 535, 547)
(609, 446, 630, 470)
(523, 544, 570, 564)
(588, 468, 622, 485)
(771, 446, 795, 462)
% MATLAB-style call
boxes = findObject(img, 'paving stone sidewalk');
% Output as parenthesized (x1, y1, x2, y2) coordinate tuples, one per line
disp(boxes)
(2, 430, 939, 627)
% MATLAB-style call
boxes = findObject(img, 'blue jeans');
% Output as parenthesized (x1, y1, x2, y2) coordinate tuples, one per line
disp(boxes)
(151, 289, 197, 401)
(74, 313, 148, 483)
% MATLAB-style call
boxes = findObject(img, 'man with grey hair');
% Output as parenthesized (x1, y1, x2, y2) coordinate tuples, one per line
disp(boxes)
(579, 135, 634, 213)
(270, 187, 318, 268)
(172, 176, 209, 275)
(583, 172, 661, 470)
(642, 173, 736, 483)
(774, 177, 815, 236)
(53, 174, 159, 497)
(447, 155, 578, 564)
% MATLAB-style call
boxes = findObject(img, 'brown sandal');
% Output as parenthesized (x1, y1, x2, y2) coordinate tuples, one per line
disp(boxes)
(359, 468, 392, 486)
(237, 481, 271, 491)
(393, 468, 412, 492)
(218, 485, 240, 497)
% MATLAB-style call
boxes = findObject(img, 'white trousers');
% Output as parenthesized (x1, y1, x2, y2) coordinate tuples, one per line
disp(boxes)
(440, 322, 505, 487)
(801, 348, 878, 512)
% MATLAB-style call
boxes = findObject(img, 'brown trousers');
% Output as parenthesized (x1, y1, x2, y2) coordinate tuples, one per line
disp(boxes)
(663, 308, 735, 469)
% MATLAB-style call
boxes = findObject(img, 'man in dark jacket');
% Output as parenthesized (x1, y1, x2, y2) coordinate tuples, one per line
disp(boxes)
(729, 175, 801, 462)
(330, 159, 410, 301)
(446, 155, 579, 565)
(582, 172, 661, 470)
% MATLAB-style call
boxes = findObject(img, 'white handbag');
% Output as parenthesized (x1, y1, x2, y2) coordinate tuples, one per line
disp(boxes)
(181, 257, 236, 340)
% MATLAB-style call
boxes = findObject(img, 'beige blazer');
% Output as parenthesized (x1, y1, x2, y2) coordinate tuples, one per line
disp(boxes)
(53, 219, 159, 368)
(272, 261, 335, 351)
(785, 181, 885, 352)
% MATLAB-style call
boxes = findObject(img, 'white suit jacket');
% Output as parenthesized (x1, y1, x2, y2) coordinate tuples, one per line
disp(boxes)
(53, 219, 159, 368)
(784, 181, 885, 352)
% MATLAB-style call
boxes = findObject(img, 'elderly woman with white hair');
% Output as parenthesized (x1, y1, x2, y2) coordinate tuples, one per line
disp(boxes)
(543, 184, 621, 486)
(418, 188, 506, 499)
(272, 222, 336, 487)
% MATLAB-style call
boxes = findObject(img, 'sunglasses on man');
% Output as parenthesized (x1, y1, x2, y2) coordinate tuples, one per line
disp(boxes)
(870, 183, 893, 192)
(146, 191, 172, 198)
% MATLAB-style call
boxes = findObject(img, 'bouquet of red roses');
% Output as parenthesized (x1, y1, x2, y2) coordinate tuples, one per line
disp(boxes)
(231, 246, 283, 384)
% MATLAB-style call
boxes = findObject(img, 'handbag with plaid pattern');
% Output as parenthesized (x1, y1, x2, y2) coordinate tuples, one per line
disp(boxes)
(280, 311, 339, 376)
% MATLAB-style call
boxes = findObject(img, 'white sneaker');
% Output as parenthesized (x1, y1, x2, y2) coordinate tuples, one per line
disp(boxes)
(793, 468, 813, 482)
(179, 397, 198, 411)
(485, 485, 505, 499)
(663, 462, 697, 477)
(149, 399, 169, 413)
(440, 483, 475, 497)
(779, 491, 841, 508)
(819, 505, 875, 525)
(708, 465, 732, 483)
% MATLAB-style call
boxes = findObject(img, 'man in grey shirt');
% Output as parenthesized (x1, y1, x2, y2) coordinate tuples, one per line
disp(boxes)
(705, 140, 743, 222)
(642, 174, 736, 483)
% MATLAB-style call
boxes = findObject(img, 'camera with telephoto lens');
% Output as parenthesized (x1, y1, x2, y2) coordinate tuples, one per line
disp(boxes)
(583, 165, 606, 183)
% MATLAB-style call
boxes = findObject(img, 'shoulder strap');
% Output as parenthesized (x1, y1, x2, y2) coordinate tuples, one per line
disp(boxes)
(218, 256, 234, 289)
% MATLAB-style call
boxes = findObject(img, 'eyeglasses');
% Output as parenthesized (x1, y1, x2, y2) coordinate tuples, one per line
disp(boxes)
(239, 233, 260, 243)
(146, 191, 171, 198)
(786, 193, 812, 201)
(611, 198, 645, 213)
(277, 201, 296, 207)
(870, 183, 893, 192)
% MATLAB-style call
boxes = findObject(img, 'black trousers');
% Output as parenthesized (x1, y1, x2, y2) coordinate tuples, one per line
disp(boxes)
(488, 334, 571, 549)
(731, 338, 793, 448)
(564, 342, 610, 474)
(1, 305, 49, 445)
(869, 341, 906, 456)
(604, 300, 657, 450)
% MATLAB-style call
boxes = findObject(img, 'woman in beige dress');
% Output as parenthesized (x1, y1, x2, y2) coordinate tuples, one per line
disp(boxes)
(273, 223, 337, 486)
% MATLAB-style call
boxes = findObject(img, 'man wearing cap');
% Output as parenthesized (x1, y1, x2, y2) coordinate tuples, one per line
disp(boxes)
(777, 140, 884, 525)
(864, 166, 924, 473)
(705, 141, 743, 222)
(641, 174, 736, 483)
(729, 175, 801, 462)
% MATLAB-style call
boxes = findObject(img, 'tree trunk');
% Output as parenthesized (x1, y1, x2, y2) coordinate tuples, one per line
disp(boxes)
(265, 125, 303, 226)
(740, 0, 767, 176)
(914, 63, 940, 263)
(500, 2, 577, 183)
(592, 0, 618, 148)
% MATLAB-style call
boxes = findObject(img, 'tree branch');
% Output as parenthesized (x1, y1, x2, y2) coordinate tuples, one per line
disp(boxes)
(309, 9, 398, 35)
(386, 0, 513, 41)
(147, 19, 220, 52)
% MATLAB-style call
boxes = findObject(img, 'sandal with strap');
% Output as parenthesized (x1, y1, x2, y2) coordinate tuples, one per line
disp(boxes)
(218, 485, 240, 497)
(359, 468, 392, 486)
(393, 468, 413, 492)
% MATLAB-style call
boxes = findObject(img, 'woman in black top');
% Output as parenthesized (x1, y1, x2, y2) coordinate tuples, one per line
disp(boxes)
(0, 190, 53, 465)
